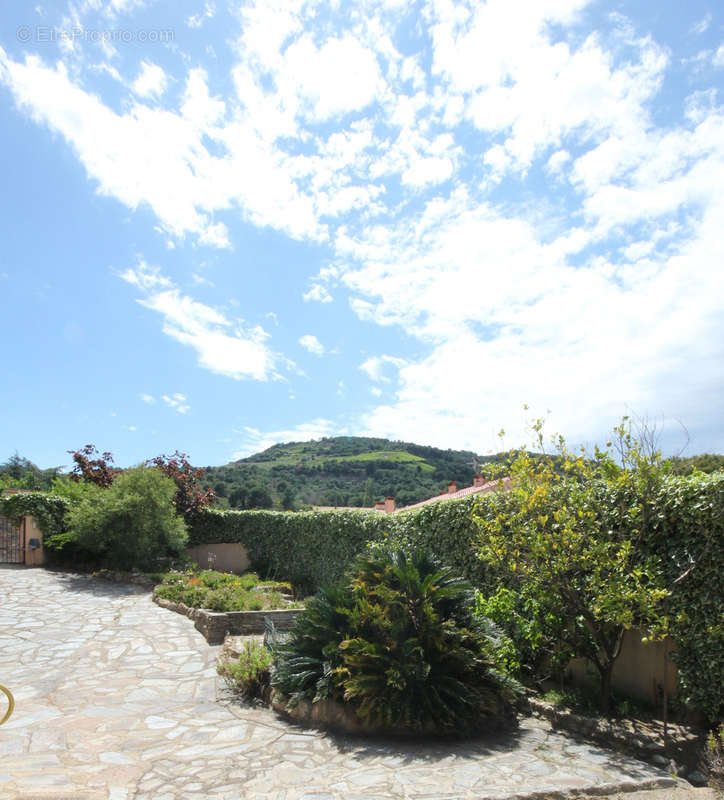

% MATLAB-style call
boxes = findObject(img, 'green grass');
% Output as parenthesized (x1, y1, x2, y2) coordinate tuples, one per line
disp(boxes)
(154, 569, 303, 612)
(326, 450, 433, 467)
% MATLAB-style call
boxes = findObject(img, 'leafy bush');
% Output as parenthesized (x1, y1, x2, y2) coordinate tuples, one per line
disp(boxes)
(218, 640, 273, 699)
(65, 467, 187, 570)
(272, 548, 519, 735)
(154, 569, 299, 612)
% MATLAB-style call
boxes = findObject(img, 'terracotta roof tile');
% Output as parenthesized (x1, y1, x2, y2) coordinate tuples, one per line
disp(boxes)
(399, 477, 511, 511)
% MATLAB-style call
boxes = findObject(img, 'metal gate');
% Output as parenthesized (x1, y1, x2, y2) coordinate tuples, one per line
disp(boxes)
(0, 514, 23, 563)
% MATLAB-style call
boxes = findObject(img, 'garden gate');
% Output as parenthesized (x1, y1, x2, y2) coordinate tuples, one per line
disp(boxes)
(0, 514, 23, 563)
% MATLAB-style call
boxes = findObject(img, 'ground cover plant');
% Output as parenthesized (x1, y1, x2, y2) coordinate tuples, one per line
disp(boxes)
(272, 548, 520, 736)
(154, 569, 301, 612)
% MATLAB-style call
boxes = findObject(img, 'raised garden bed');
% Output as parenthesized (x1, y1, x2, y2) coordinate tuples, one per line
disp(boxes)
(153, 593, 303, 644)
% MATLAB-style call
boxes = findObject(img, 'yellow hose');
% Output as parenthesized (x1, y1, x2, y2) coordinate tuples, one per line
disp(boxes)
(0, 684, 14, 726)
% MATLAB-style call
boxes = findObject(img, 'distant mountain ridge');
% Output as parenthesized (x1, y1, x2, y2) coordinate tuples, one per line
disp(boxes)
(203, 436, 505, 510)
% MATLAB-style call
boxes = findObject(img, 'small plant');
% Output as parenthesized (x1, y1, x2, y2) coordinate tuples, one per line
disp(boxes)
(218, 640, 273, 700)
(542, 687, 600, 717)
(706, 724, 724, 789)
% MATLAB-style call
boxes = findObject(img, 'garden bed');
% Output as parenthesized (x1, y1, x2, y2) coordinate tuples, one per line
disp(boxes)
(152, 569, 304, 644)
(153, 594, 303, 644)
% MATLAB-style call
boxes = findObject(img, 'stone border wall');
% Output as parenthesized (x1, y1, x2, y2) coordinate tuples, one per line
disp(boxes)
(529, 698, 709, 785)
(152, 592, 302, 644)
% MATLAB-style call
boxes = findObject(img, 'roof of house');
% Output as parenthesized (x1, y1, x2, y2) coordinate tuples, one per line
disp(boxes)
(397, 477, 511, 512)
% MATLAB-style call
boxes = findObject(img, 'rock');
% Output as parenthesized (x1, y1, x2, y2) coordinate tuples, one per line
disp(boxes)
(687, 770, 708, 787)
(652, 754, 669, 766)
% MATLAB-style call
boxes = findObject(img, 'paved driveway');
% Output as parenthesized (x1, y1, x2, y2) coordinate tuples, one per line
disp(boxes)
(0, 566, 676, 800)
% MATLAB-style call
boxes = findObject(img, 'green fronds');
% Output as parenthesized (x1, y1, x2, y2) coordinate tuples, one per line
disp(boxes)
(272, 548, 519, 734)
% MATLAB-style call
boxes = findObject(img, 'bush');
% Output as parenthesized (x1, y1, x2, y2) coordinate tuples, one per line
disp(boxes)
(218, 640, 273, 700)
(272, 548, 519, 735)
(65, 467, 187, 570)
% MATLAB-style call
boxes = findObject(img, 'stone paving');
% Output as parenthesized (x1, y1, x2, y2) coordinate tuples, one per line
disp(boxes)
(0, 565, 677, 800)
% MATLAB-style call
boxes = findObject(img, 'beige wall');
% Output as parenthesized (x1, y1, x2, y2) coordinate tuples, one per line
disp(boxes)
(184, 542, 251, 574)
(23, 516, 46, 566)
(566, 629, 677, 705)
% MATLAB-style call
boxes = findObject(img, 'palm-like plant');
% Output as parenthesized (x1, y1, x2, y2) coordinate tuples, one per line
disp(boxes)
(272, 548, 518, 734)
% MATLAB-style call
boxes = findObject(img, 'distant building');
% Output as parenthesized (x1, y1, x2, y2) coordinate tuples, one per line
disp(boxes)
(313, 476, 509, 514)
(396, 475, 511, 512)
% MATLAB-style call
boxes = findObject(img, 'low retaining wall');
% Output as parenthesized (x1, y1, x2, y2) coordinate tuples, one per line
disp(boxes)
(153, 593, 302, 644)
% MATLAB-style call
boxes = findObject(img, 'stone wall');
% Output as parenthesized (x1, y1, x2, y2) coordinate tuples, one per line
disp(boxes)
(153, 594, 302, 644)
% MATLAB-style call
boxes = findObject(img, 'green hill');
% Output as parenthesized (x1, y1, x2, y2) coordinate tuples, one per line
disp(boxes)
(203, 436, 504, 510)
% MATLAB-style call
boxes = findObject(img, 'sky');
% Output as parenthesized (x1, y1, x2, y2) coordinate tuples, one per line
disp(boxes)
(0, 0, 723, 471)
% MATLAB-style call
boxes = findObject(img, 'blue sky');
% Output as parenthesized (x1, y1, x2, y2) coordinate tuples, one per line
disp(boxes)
(1, 0, 722, 470)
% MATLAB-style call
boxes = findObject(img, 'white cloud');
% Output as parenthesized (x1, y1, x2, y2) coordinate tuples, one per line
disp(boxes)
(132, 61, 167, 99)
(690, 14, 711, 35)
(232, 418, 342, 459)
(280, 36, 383, 121)
(162, 393, 190, 414)
(359, 355, 407, 382)
(298, 334, 325, 356)
(401, 156, 453, 188)
(714, 46, 724, 69)
(140, 393, 156, 405)
(303, 284, 333, 303)
(120, 260, 280, 381)
(187, 1, 216, 29)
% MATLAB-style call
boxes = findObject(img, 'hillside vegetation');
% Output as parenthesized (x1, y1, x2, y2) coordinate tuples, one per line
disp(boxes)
(203, 436, 501, 510)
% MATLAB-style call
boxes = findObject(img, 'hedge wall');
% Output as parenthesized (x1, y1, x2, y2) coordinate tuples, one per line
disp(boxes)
(187, 508, 394, 591)
(645, 472, 724, 720)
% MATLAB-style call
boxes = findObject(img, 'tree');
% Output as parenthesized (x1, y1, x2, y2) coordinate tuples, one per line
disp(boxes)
(229, 487, 248, 509)
(146, 451, 215, 516)
(247, 486, 273, 509)
(475, 418, 669, 712)
(280, 487, 297, 511)
(66, 467, 187, 570)
(68, 444, 118, 487)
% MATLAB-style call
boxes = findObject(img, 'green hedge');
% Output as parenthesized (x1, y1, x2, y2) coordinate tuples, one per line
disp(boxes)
(644, 472, 724, 720)
(188, 508, 394, 591)
(0, 492, 69, 539)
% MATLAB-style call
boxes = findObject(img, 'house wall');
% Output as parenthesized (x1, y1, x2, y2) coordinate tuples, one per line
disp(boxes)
(23, 516, 46, 566)
(566, 629, 677, 705)
(184, 542, 251, 574)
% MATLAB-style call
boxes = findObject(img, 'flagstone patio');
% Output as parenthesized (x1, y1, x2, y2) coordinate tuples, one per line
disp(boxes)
(0, 565, 683, 800)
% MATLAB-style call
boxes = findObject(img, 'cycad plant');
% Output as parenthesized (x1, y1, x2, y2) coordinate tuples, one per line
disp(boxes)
(272, 548, 518, 735)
